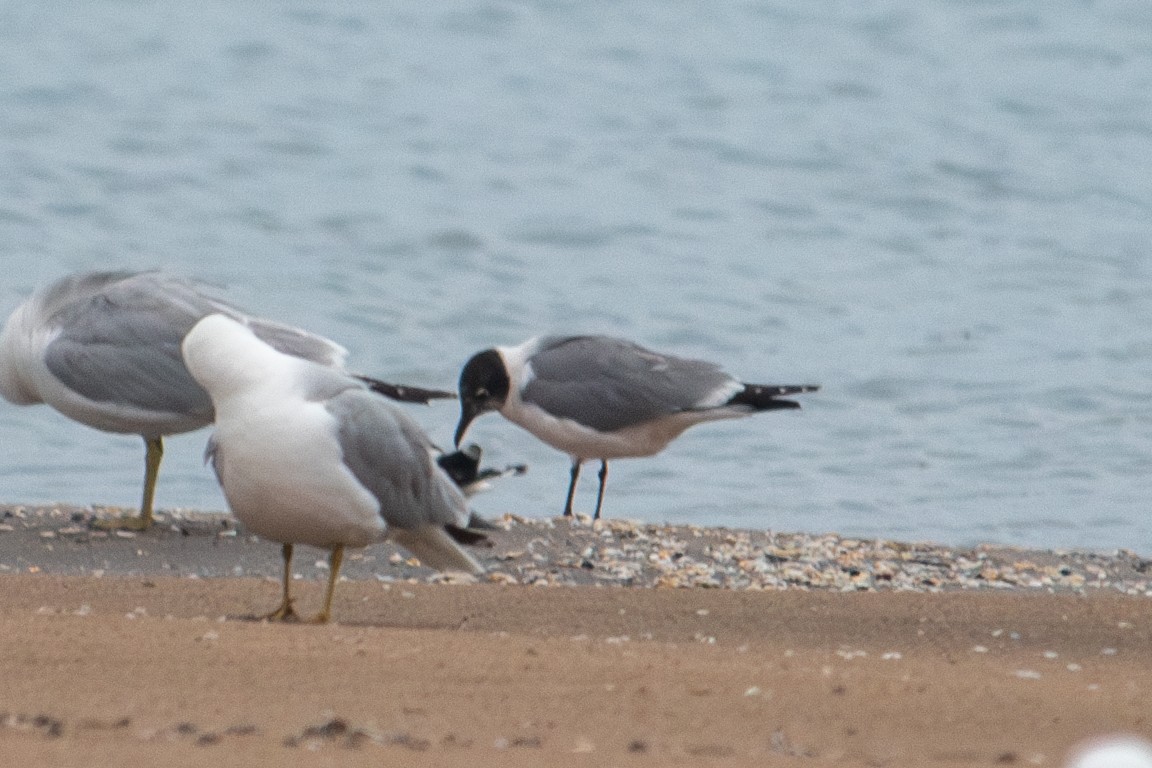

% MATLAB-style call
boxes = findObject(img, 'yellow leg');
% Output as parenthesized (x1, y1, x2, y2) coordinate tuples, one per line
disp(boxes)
(139, 436, 163, 526)
(309, 545, 344, 624)
(93, 436, 163, 531)
(263, 543, 298, 621)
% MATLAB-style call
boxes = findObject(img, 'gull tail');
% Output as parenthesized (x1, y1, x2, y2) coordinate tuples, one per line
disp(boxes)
(390, 525, 485, 574)
(726, 383, 820, 411)
(356, 376, 456, 404)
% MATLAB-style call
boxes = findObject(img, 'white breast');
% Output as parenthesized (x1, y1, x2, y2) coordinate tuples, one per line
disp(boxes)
(500, 384, 746, 461)
(212, 396, 385, 550)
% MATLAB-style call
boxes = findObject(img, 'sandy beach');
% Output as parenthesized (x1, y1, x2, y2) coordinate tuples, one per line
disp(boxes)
(0, 505, 1149, 767)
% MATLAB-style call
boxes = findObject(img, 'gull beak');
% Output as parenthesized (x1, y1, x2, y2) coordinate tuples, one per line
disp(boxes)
(454, 399, 481, 448)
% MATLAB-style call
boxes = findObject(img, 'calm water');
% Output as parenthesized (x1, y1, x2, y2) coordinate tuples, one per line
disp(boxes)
(1, 1, 1151, 552)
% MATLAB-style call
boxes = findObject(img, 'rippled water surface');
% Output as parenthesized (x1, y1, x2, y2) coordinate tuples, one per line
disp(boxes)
(2, 1, 1151, 551)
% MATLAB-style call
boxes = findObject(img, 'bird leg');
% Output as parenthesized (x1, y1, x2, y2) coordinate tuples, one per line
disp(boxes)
(263, 543, 298, 621)
(593, 461, 609, 520)
(92, 436, 163, 531)
(309, 545, 344, 624)
(562, 460, 581, 517)
(137, 436, 163, 527)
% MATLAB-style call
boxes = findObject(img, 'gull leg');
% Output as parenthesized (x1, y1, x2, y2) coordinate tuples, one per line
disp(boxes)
(562, 460, 581, 517)
(138, 436, 163, 526)
(593, 461, 609, 520)
(310, 545, 344, 624)
(93, 436, 163, 531)
(264, 543, 298, 621)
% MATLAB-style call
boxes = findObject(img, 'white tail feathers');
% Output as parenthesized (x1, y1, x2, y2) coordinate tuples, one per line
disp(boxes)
(389, 525, 485, 575)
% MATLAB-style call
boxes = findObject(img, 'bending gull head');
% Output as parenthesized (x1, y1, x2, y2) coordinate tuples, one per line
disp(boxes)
(183, 313, 486, 623)
(456, 334, 818, 520)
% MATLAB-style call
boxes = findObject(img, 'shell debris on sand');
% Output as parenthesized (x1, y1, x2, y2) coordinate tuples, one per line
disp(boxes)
(0, 504, 1149, 594)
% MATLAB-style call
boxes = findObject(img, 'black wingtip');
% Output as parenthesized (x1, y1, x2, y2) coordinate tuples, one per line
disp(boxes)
(727, 383, 819, 411)
(445, 523, 491, 547)
(475, 463, 528, 481)
(356, 376, 457, 404)
(464, 512, 501, 531)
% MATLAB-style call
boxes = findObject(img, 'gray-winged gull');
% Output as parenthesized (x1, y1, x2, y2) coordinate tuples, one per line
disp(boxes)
(183, 313, 485, 623)
(0, 270, 452, 530)
(455, 334, 818, 520)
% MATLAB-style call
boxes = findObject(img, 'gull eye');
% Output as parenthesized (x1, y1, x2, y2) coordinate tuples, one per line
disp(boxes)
(475, 387, 489, 399)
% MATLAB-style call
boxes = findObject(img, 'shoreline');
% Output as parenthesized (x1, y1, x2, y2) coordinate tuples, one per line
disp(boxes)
(0, 502, 1148, 595)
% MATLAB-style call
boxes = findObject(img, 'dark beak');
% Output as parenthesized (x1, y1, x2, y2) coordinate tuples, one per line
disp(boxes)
(454, 400, 481, 448)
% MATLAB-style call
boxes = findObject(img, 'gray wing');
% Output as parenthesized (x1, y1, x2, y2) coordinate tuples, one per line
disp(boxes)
(326, 389, 470, 530)
(246, 317, 346, 368)
(41, 271, 345, 414)
(522, 335, 737, 432)
(121, 272, 349, 367)
(42, 272, 221, 416)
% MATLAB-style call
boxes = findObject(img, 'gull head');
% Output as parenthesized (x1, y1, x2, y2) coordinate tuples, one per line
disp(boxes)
(182, 313, 284, 402)
(455, 348, 509, 447)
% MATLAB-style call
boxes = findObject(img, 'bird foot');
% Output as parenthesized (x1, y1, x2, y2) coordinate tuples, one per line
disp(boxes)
(91, 512, 152, 532)
(262, 600, 299, 622)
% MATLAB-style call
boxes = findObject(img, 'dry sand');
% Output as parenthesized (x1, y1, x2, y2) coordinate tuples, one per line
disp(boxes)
(0, 505, 1149, 767)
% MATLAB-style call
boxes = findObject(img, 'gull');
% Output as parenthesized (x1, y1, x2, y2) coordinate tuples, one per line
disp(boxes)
(183, 313, 486, 624)
(436, 442, 527, 498)
(0, 270, 452, 530)
(455, 334, 818, 520)
(434, 443, 527, 532)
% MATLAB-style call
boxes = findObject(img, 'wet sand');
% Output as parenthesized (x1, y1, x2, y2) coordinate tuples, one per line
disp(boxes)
(0, 506, 1150, 767)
